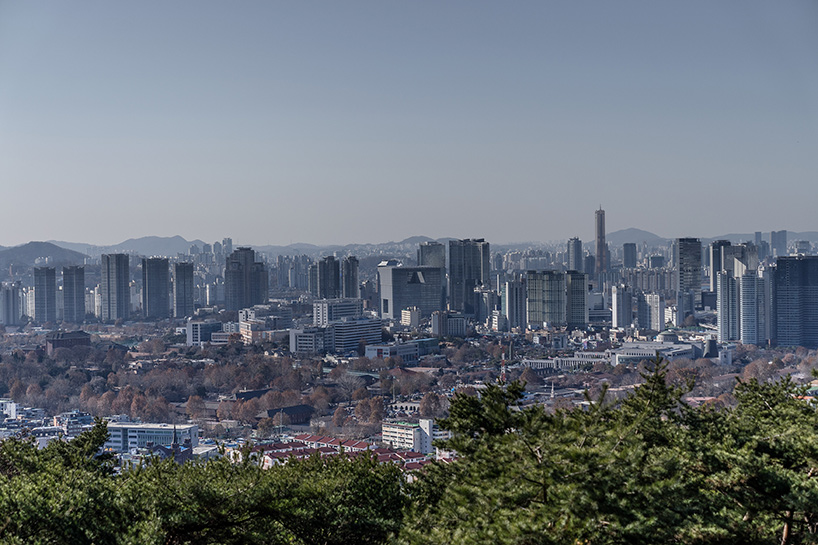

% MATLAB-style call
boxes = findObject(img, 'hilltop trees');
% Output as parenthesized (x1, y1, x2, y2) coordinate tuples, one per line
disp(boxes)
(401, 359, 818, 545)
(0, 420, 406, 545)
(6, 358, 818, 544)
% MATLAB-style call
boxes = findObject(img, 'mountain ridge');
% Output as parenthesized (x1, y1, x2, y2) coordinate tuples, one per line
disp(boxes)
(36, 229, 818, 258)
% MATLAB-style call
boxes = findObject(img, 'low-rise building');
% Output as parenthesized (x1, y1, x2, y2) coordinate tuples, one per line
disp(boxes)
(381, 418, 450, 454)
(365, 342, 419, 365)
(105, 423, 199, 453)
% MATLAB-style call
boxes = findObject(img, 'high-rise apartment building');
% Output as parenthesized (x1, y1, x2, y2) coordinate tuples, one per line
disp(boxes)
(142, 258, 170, 319)
(622, 243, 637, 269)
(341, 256, 359, 299)
(448, 239, 490, 315)
(501, 278, 526, 331)
(594, 208, 606, 277)
(33, 267, 57, 324)
(567, 238, 583, 272)
(317, 256, 341, 299)
(611, 284, 633, 328)
(0, 282, 22, 326)
(224, 247, 268, 311)
(173, 262, 195, 318)
(739, 273, 768, 346)
(418, 241, 446, 270)
(637, 293, 664, 331)
(62, 266, 85, 323)
(101, 254, 130, 321)
(675, 238, 702, 310)
(716, 272, 738, 342)
(565, 271, 588, 329)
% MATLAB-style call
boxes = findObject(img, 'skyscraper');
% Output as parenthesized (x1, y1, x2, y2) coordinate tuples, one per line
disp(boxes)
(62, 266, 85, 323)
(33, 267, 57, 324)
(418, 241, 446, 269)
(565, 271, 588, 329)
(224, 247, 268, 311)
(611, 284, 633, 328)
(173, 262, 195, 318)
(739, 272, 767, 346)
(622, 243, 637, 269)
(525, 270, 566, 328)
(716, 272, 738, 342)
(101, 254, 130, 322)
(594, 208, 606, 277)
(637, 293, 665, 331)
(317, 256, 341, 299)
(501, 277, 526, 331)
(0, 282, 22, 326)
(675, 237, 702, 310)
(33, 267, 57, 323)
(709, 240, 731, 292)
(448, 239, 490, 315)
(142, 258, 170, 319)
(771, 230, 788, 258)
(377, 261, 445, 320)
(567, 237, 583, 272)
(341, 256, 359, 299)
(774, 255, 818, 348)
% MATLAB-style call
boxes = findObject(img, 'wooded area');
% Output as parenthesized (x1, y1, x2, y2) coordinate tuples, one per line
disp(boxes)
(2, 359, 818, 544)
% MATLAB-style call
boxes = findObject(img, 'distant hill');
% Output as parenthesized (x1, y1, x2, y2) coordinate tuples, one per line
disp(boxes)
(50, 236, 207, 257)
(605, 228, 667, 247)
(47, 240, 94, 254)
(107, 235, 207, 256)
(399, 235, 435, 245)
(0, 242, 88, 271)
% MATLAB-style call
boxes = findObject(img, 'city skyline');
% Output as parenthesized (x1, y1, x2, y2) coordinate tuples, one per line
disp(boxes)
(2, 2, 817, 246)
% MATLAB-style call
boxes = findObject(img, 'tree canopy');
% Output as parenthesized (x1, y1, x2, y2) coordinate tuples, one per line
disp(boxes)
(4, 359, 818, 545)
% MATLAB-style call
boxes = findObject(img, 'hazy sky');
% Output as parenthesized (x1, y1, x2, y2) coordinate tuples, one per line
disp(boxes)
(2, 1, 817, 247)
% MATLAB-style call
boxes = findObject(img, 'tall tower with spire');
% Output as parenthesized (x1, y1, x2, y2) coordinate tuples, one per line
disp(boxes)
(594, 207, 606, 278)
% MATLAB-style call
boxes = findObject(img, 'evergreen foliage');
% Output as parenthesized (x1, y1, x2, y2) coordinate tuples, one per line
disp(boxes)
(401, 358, 818, 545)
(3, 358, 818, 544)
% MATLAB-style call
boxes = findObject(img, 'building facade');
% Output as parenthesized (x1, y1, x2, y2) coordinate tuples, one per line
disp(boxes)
(173, 262, 195, 318)
(225, 247, 268, 311)
(341, 256, 359, 299)
(594, 208, 606, 277)
(774, 255, 818, 348)
(101, 254, 130, 322)
(33, 267, 57, 324)
(567, 237, 583, 273)
(448, 239, 490, 315)
(418, 241, 446, 269)
(675, 238, 702, 311)
(62, 266, 85, 323)
(378, 261, 445, 320)
(313, 298, 363, 327)
(142, 257, 170, 319)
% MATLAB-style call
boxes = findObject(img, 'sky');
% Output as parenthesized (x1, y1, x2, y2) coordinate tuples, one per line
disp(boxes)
(1, 1, 817, 247)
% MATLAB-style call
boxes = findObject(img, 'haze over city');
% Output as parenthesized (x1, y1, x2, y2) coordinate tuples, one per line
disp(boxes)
(2, 1, 817, 245)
